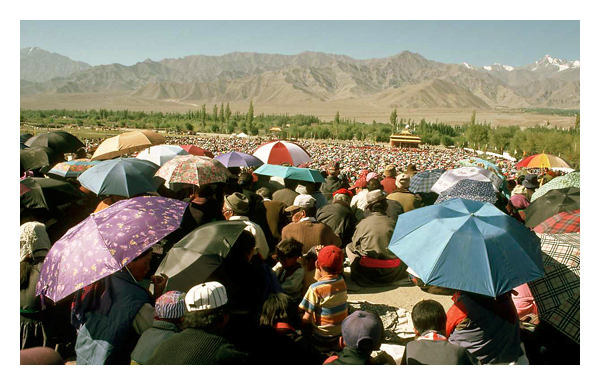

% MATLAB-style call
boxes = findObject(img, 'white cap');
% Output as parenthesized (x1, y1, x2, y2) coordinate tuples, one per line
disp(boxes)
(185, 282, 228, 312)
(285, 194, 317, 212)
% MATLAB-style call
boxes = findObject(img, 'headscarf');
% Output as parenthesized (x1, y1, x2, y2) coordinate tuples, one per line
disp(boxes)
(20, 222, 51, 262)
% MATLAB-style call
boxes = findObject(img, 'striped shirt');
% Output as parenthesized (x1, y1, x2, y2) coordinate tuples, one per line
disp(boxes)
(299, 274, 348, 338)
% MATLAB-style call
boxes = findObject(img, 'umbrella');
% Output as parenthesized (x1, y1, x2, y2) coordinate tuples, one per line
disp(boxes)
(531, 172, 580, 202)
(515, 153, 572, 169)
(457, 157, 506, 190)
(20, 147, 61, 172)
(20, 177, 86, 210)
(154, 221, 248, 292)
(528, 233, 580, 344)
(431, 167, 501, 195)
(35, 196, 188, 302)
(91, 130, 166, 160)
(533, 210, 580, 234)
(252, 140, 311, 166)
(523, 187, 580, 228)
(20, 133, 33, 149)
(254, 164, 325, 183)
(77, 158, 160, 198)
(408, 169, 445, 194)
(388, 198, 543, 297)
(179, 145, 214, 158)
(215, 151, 264, 168)
(25, 131, 85, 154)
(47, 160, 102, 179)
(155, 155, 231, 188)
(135, 145, 189, 166)
(434, 179, 497, 205)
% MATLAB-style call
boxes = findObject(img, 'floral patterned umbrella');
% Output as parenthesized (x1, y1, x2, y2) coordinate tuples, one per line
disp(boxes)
(434, 179, 497, 205)
(531, 172, 580, 202)
(47, 160, 102, 179)
(36, 196, 188, 302)
(155, 155, 231, 187)
(431, 167, 501, 195)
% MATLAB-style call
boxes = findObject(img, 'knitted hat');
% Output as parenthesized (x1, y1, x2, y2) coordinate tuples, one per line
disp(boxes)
(342, 311, 383, 351)
(285, 194, 316, 212)
(20, 221, 51, 262)
(395, 173, 411, 189)
(155, 290, 187, 319)
(317, 245, 344, 272)
(366, 189, 386, 207)
(185, 282, 228, 312)
(224, 192, 249, 214)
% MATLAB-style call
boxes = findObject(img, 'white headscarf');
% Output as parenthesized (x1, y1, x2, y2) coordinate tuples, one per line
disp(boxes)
(20, 222, 51, 262)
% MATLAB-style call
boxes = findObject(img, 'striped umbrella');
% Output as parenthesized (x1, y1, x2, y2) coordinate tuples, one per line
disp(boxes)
(252, 140, 311, 166)
(515, 153, 571, 169)
(408, 169, 445, 193)
(533, 210, 580, 234)
(531, 172, 580, 202)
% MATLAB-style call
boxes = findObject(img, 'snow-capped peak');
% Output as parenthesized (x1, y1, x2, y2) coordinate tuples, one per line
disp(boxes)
(462, 62, 473, 70)
(483, 66, 492, 71)
(529, 54, 579, 72)
(503, 65, 514, 72)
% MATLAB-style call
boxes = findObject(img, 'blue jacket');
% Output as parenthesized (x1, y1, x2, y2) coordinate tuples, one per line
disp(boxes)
(75, 270, 152, 365)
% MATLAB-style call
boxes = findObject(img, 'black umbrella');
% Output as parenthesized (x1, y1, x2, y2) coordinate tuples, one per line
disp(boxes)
(20, 133, 33, 149)
(154, 221, 248, 292)
(20, 147, 61, 172)
(524, 187, 580, 228)
(20, 177, 86, 210)
(25, 131, 85, 154)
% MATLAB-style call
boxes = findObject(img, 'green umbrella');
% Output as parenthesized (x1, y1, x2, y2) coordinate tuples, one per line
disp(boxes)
(254, 164, 325, 183)
(531, 172, 580, 202)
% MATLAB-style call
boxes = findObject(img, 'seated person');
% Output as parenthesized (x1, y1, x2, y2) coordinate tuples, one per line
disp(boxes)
(272, 238, 305, 303)
(401, 300, 479, 365)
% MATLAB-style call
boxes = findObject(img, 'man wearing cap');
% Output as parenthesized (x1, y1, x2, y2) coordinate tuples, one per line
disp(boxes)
(387, 173, 423, 212)
(346, 190, 408, 286)
(281, 194, 341, 255)
(146, 282, 248, 365)
(316, 188, 357, 249)
(380, 165, 397, 194)
(320, 161, 350, 203)
(223, 192, 270, 259)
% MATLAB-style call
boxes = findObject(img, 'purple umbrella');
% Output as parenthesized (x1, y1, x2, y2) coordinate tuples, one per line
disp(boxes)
(215, 151, 264, 168)
(36, 196, 188, 302)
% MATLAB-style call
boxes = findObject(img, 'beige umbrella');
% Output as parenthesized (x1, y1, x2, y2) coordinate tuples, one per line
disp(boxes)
(91, 130, 166, 160)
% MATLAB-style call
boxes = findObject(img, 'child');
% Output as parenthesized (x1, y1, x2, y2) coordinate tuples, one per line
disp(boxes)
(401, 299, 479, 365)
(272, 238, 305, 303)
(298, 245, 348, 353)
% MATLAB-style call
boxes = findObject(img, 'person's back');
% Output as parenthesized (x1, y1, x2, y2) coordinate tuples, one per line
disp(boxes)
(281, 220, 341, 254)
(316, 190, 357, 248)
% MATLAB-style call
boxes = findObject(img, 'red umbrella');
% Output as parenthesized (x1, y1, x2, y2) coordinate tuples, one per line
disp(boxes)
(533, 210, 580, 234)
(252, 140, 311, 166)
(179, 145, 214, 158)
(515, 153, 571, 169)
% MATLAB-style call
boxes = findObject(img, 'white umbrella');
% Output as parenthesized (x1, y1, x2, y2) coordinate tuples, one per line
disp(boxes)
(252, 140, 311, 166)
(136, 145, 189, 166)
(431, 167, 501, 195)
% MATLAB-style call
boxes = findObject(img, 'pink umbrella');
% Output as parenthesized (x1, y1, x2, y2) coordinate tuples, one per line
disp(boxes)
(179, 145, 214, 158)
(252, 140, 311, 166)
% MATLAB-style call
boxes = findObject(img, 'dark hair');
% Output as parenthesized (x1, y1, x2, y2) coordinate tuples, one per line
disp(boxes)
(227, 230, 256, 263)
(259, 293, 300, 329)
(276, 238, 303, 260)
(411, 300, 447, 335)
(283, 179, 298, 189)
(237, 172, 253, 188)
(517, 175, 525, 184)
(366, 178, 382, 192)
(369, 200, 388, 214)
(183, 306, 229, 331)
(303, 206, 317, 218)
(256, 187, 272, 199)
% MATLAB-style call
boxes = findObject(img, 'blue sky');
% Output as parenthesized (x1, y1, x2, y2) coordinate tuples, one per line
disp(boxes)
(20, 20, 580, 67)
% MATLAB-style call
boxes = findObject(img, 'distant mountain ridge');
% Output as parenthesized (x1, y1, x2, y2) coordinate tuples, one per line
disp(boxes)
(20, 47, 580, 109)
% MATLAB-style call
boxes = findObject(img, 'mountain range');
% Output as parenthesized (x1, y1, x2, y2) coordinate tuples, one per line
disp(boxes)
(20, 47, 580, 109)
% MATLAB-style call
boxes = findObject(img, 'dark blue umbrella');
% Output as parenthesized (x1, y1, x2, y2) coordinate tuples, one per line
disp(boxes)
(215, 151, 264, 168)
(388, 198, 543, 297)
(77, 158, 159, 197)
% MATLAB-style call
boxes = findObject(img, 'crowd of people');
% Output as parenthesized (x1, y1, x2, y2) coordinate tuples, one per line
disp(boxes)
(20, 132, 578, 365)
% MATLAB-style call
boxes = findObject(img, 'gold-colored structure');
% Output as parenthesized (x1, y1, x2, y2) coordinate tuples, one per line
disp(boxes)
(390, 129, 421, 148)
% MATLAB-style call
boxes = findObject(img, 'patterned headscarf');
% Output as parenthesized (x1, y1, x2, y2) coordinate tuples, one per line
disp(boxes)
(20, 222, 51, 262)
(155, 290, 187, 319)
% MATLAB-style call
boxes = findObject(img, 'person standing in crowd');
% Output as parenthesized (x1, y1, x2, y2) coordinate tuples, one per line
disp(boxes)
(320, 161, 350, 203)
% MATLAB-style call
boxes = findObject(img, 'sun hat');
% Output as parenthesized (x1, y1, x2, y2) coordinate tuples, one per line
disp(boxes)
(185, 282, 228, 312)
(20, 221, 51, 262)
(224, 192, 249, 214)
(317, 245, 344, 272)
(522, 173, 540, 189)
(155, 290, 187, 319)
(342, 311, 384, 351)
(395, 173, 411, 189)
(285, 194, 316, 212)
(366, 189, 386, 207)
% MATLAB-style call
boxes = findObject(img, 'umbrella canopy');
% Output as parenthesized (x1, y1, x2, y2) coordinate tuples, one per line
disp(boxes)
(408, 169, 445, 194)
(154, 221, 248, 292)
(252, 140, 311, 166)
(20, 147, 61, 172)
(77, 158, 160, 198)
(91, 130, 166, 160)
(388, 198, 543, 297)
(523, 187, 580, 228)
(215, 151, 264, 168)
(135, 145, 189, 166)
(254, 164, 325, 183)
(36, 196, 188, 302)
(431, 167, 501, 195)
(155, 155, 230, 187)
(533, 210, 580, 234)
(20, 177, 86, 210)
(531, 172, 580, 202)
(25, 131, 85, 155)
(457, 157, 506, 189)
(528, 233, 580, 344)
(20, 133, 33, 149)
(47, 160, 102, 179)
(515, 153, 572, 169)
(434, 179, 497, 205)
(179, 145, 214, 158)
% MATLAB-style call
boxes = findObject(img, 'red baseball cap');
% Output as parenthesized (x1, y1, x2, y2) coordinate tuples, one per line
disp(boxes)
(317, 245, 344, 272)
(349, 178, 367, 190)
(333, 188, 353, 198)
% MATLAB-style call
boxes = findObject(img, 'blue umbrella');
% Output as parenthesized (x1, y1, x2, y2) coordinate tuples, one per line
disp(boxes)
(254, 164, 325, 183)
(77, 158, 160, 197)
(388, 198, 543, 297)
(215, 151, 264, 168)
